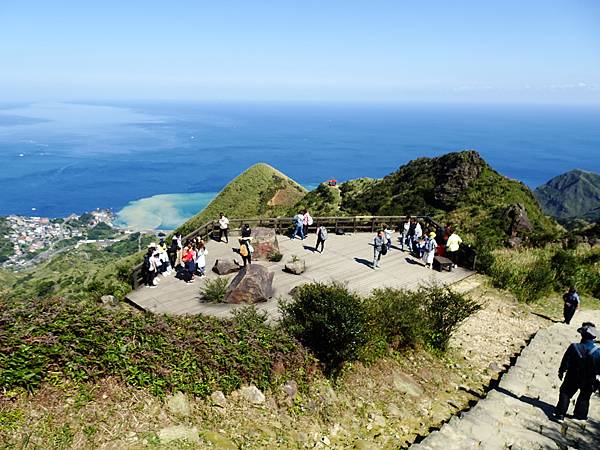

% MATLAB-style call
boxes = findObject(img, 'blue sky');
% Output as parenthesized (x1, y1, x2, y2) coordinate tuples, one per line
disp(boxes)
(1, 1, 599, 103)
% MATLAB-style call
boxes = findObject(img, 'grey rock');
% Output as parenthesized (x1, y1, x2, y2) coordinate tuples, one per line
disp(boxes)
(165, 391, 191, 417)
(212, 259, 241, 275)
(283, 380, 298, 399)
(210, 390, 228, 408)
(158, 425, 200, 444)
(239, 385, 266, 404)
(100, 295, 115, 304)
(223, 264, 274, 304)
(284, 258, 306, 274)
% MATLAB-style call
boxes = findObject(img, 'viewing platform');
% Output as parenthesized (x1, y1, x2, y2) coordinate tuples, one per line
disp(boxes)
(125, 231, 474, 319)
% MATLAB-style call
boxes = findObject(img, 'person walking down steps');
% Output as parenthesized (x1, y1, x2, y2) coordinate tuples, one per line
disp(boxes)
(554, 322, 600, 421)
(563, 286, 580, 325)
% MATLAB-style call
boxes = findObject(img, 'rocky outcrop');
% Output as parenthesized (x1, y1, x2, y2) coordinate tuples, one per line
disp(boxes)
(504, 203, 533, 247)
(223, 264, 274, 304)
(433, 151, 485, 209)
(249, 227, 280, 260)
(212, 259, 240, 275)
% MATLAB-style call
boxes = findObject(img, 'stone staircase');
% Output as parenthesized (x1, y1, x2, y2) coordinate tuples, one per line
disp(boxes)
(411, 310, 600, 450)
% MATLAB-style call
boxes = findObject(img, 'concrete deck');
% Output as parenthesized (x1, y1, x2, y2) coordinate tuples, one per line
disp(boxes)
(125, 233, 474, 319)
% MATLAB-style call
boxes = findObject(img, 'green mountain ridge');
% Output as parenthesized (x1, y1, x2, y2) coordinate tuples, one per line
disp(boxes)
(176, 163, 307, 236)
(534, 169, 600, 221)
(293, 150, 557, 248)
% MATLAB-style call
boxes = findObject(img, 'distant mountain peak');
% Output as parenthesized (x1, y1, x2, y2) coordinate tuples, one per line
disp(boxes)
(534, 169, 600, 221)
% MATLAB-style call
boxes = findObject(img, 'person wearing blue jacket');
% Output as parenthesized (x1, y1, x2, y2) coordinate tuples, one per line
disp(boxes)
(554, 322, 600, 421)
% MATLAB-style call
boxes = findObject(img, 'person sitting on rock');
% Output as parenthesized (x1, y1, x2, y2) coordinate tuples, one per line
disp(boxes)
(554, 322, 600, 421)
(562, 287, 580, 325)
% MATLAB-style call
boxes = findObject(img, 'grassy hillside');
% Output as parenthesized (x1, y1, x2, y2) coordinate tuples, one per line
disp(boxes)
(534, 169, 600, 221)
(176, 163, 307, 236)
(0, 217, 14, 263)
(5, 233, 154, 302)
(298, 151, 558, 248)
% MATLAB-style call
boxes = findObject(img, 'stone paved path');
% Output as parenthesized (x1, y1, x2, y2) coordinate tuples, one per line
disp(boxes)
(411, 310, 600, 450)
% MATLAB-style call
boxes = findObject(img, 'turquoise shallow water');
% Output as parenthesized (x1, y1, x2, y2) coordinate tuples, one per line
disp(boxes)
(114, 192, 217, 230)
(1, 101, 599, 229)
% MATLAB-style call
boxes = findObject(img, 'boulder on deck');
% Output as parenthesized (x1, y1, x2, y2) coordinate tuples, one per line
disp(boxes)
(212, 259, 241, 275)
(223, 264, 274, 304)
(250, 227, 280, 260)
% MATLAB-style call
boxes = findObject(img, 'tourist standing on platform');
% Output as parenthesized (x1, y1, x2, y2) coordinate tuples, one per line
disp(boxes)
(554, 322, 600, 421)
(422, 232, 438, 269)
(372, 230, 385, 269)
(563, 287, 581, 325)
(195, 240, 208, 277)
(241, 223, 252, 241)
(445, 228, 462, 268)
(239, 238, 252, 266)
(315, 225, 328, 253)
(383, 224, 393, 251)
(303, 209, 313, 237)
(291, 211, 305, 240)
(218, 212, 229, 243)
(401, 217, 411, 251)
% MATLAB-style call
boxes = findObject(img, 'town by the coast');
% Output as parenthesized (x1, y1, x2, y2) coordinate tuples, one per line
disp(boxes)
(0, 208, 123, 268)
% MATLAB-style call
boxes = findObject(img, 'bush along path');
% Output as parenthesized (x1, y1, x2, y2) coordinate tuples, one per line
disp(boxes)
(410, 310, 600, 450)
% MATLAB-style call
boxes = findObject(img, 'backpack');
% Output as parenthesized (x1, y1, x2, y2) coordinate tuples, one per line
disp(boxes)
(319, 226, 328, 240)
(574, 344, 600, 383)
(240, 244, 249, 257)
(381, 244, 388, 256)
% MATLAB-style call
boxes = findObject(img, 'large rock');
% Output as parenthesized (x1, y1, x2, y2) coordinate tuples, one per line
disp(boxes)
(165, 391, 192, 417)
(504, 203, 533, 237)
(284, 258, 306, 274)
(158, 425, 200, 444)
(238, 385, 266, 404)
(212, 259, 241, 275)
(223, 264, 274, 304)
(249, 226, 280, 260)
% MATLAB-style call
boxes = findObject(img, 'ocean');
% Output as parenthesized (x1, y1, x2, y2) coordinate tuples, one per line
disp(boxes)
(1, 101, 599, 229)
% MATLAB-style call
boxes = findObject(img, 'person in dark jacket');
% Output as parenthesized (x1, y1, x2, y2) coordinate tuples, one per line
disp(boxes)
(554, 322, 600, 421)
(563, 287, 580, 325)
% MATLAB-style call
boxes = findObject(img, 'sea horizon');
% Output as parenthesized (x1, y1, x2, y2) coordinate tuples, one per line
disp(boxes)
(1, 100, 599, 229)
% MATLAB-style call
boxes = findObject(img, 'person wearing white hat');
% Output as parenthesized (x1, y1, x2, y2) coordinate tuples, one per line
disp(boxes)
(554, 322, 600, 421)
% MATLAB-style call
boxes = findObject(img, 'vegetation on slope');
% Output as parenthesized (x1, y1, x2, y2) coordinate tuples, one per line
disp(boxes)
(5, 233, 154, 302)
(0, 217, 14, 263)
(296, 150, 558, 249)
(176, 163, 307, 236)
(534, 169, 600, 221)
(487, 244, 600, 303)
(0, 298, 314, 397)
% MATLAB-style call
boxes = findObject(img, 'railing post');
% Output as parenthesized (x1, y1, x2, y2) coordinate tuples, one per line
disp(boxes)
(371, 217, 375, 232)
(353, 216, 357, 233)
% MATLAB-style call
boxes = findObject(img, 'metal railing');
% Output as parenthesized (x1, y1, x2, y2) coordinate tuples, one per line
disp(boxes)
(130, 215, 476, 289)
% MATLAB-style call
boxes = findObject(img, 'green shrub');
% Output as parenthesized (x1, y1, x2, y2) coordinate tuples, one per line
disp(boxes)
(0, 297, 313, 397)
(419, 283, 481, 350)
(200, 277, 230, 303)
(268, 250, 283, 262)
(280, 282, 368, 375)
(366, 288, 425, 349)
